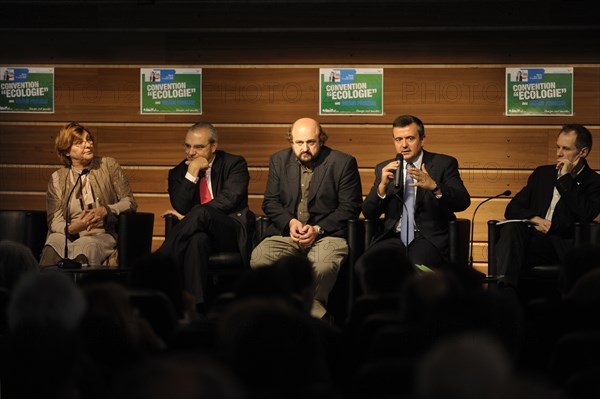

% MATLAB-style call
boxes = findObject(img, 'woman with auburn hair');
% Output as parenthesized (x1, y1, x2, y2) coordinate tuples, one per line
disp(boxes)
(39, 122, 137, 267)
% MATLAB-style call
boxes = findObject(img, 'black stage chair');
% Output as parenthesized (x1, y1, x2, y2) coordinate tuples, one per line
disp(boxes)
(115, 212, 155, 269)
(164, 213, 261, 304)
(0, 209, 154, 269)
(0, 210, 47, 260)
(487, 220, 600, 300)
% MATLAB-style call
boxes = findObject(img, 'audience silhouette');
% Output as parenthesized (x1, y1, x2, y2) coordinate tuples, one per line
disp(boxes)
(0, 239, 598, 399)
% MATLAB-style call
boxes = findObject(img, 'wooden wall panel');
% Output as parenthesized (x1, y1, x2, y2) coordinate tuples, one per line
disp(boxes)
(2, 123, 598, 170)
(0, 164, 539, 200)
(1, 64, 598, 272)
(0, 67, 598, 125)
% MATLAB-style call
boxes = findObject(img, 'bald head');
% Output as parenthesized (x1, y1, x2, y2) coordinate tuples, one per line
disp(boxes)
(288, 118, 327, 166)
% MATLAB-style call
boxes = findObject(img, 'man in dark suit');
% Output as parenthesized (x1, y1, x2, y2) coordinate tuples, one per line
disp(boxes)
(158, 122, 254, 304)
(250, 117, 363, 319)
(357, 114, 471, 278)
(495, 124, 600, 290)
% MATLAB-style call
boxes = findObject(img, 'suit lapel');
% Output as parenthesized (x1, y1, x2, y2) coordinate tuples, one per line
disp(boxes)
(210, 152, 222, 196)
(308, 151, 329, 203)
(287, 154, 301, 208)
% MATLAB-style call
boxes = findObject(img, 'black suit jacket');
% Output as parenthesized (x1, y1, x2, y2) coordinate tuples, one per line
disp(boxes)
(168, 150, 255, 260)
(362, 150, 471, 257)
(261, 146, 363, 239)
(505, 159, 600, 239)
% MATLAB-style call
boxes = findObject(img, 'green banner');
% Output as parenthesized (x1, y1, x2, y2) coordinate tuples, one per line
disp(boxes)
(506, 67, 573, 116)
(0, 67, 54, 113)
(141, 68, 202, 114)
(320, 68, 383, 115)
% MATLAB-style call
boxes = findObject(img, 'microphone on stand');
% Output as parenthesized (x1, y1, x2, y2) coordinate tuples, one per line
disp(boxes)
(469, 190, 511, 271)
(57, 168, 90, 270)
(394, 153, 403, 188)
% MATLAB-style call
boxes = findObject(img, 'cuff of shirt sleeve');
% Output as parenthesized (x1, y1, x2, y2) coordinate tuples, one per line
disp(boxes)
(185, 172, 199, 184)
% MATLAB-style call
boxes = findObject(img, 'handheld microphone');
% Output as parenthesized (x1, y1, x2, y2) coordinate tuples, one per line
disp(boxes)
(57, 168, 90, 269)
(469, 190, 511, 270)
(394, 153, 403, 188)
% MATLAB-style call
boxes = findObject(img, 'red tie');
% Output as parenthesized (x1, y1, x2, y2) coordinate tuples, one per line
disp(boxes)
(199, 172, 212, 204)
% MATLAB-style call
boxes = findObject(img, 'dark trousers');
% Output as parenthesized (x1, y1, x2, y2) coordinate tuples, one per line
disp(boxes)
(158, 205, 239, 303)
(495, 223, 572, 288)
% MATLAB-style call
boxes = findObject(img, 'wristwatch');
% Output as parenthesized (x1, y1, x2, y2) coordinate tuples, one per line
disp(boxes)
(316, 226, 325, 236)
(432, 182, 443, 199)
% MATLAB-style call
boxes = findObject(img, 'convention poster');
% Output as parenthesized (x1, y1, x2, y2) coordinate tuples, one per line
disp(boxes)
(506, 67, 573, 116)
(320, 68, 383, 115)
(0, 67, 54, 113)
(140, 68, 202, 114)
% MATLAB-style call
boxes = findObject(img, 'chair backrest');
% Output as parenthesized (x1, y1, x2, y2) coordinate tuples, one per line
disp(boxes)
(117, 212, 154, 269)
(575, 221, 600, 246)
(448, 218, 471, 269)
(0, 210, 47, 260)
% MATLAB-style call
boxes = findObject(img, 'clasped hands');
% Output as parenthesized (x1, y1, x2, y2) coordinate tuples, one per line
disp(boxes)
(289, 218, 319, 248)
(69, 206, 108, 234)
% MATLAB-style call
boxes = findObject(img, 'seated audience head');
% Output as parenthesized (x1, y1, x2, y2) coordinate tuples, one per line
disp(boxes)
(79, 281, 165, 371)
(217, 297, 331, 398)
(558, 243, 600, 297)
(565, 267, 600, 305)
(415, 332, 512, 399)
(129, 251, 186, 318)
(233, 264, 294, 302)
(271, 254, 315, 313)
(359, 245, 415, 295)
(113, 353, 245, 399)
(400, 269, 463, 322)
(7, 270, 86, 332)
(2, 271, 99, 399)
(0, 239, 39, 291)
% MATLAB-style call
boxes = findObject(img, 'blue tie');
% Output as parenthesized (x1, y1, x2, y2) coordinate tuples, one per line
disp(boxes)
(400, 163, 415, 246)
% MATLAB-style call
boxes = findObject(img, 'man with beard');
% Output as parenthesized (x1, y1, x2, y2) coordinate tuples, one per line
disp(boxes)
(250, 117, 363, 319)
